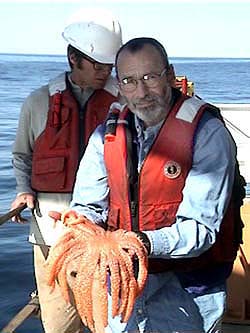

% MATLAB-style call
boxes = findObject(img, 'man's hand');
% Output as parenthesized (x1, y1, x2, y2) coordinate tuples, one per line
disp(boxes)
(11, 193, 35, 223)
(48, 210, 62, 222)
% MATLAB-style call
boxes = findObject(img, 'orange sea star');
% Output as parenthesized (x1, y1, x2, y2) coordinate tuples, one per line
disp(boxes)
(46, 210, 148, 333)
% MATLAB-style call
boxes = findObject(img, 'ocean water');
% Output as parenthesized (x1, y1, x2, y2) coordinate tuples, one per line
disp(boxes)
(0, 54, 250, 332)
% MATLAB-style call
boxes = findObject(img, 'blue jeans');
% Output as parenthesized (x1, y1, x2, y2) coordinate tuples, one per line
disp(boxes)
(191, 284, 226, 333)
(104, 272, 226, 333)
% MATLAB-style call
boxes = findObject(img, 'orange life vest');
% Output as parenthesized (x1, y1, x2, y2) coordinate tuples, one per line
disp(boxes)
(31, 85, 117, 193)
(104, 95, 239, 272)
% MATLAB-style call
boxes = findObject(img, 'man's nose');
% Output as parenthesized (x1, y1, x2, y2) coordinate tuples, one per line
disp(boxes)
(135, 79, 149, 98)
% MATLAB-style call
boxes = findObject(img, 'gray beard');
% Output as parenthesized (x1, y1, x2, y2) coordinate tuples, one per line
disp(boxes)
(126, 87, 172, 127)
(132, 104, 167, 127)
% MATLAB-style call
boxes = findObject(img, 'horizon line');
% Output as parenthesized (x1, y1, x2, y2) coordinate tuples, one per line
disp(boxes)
(1, 52, 250, 60)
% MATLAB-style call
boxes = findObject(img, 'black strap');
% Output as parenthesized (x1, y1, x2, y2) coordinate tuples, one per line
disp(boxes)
(125, 112, 140, 231)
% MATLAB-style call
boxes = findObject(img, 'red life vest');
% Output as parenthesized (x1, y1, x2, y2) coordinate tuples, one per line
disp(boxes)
(104, 95, 238, 272)
(31, 85, 117, 193)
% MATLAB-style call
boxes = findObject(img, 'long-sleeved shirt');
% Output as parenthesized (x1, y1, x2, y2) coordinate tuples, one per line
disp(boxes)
(12, 72, 118, 245)
(70, 103, 237, 332)
(71, 109, 236, 260)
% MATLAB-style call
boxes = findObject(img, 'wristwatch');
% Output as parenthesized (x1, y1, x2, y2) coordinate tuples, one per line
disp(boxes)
(135, 231, 151, 255)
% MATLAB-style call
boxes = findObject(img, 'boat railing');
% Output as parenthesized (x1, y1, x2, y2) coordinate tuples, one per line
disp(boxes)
(0, 291, 40, 333)
(216, 103, 250, 139)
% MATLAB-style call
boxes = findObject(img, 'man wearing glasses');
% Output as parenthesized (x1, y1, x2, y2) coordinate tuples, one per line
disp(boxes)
(10, 8, 122, 333)
(71, 37, 242, 332)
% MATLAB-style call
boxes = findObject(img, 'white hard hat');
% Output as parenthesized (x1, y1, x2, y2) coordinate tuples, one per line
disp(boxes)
(62, 8, 122, 64)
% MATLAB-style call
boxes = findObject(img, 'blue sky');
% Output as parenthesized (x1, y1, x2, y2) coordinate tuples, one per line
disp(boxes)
(0, 0, 249, 58)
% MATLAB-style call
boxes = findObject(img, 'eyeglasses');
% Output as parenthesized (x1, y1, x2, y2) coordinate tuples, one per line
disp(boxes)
(82, 54, 113, 72)
(118, 68, 167, 92)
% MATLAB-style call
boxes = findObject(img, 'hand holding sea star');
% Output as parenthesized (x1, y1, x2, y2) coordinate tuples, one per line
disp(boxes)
(46, 210, 148, 333)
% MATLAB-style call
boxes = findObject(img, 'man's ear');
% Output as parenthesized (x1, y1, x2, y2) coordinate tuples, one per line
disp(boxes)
(69, 53, 77, 66)
(167, 64, 176, 87)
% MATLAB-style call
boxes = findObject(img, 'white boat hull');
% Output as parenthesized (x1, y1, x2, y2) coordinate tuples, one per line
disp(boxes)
(216, 104, 250, 187)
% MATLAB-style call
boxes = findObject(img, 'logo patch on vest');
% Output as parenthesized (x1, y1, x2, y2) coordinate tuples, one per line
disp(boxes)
(164, 161, 181, 179)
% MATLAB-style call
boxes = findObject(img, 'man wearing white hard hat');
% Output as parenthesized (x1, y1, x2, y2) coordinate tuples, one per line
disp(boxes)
(10, 8, 122, 333)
